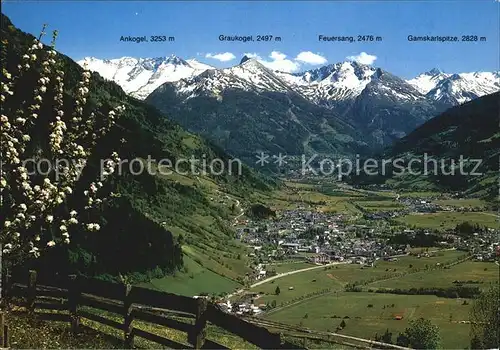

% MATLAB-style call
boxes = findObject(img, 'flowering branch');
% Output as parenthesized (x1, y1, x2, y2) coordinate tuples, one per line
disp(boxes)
(0, 25, 125, 265)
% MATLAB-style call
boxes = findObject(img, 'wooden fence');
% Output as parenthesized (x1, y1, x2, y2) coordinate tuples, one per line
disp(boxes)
(2, 270, 303, 349)
(2, 270, 411, 349)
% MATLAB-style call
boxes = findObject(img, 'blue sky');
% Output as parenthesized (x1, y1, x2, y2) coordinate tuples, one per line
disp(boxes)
(2, 1, 499, 78)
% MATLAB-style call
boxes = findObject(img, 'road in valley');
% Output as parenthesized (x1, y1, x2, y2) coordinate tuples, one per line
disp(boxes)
(225, 261, 347, 300)
(250, 261, 348, 288)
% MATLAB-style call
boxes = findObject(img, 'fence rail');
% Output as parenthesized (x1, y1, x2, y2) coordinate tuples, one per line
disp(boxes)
(3, 270, 303, 349)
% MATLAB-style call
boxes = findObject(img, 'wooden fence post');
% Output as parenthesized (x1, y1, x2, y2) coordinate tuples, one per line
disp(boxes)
(3, 269, 11, 310)
(3, 324, 8, 348)
(27, 270, 37, 315)
(0, 312, 4, 347)
(0, 312, 8, 348)
(68, 274, 80, 334)
(277, 332, 284, 348)
(123, 284, 134, 348)
(268, 331, 283, 349)
(189, 297, 208, 349)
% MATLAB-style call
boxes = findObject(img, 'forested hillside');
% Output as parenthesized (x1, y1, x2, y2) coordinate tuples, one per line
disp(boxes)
(349, 92, 499, 199)
(1, 13, 274, 285)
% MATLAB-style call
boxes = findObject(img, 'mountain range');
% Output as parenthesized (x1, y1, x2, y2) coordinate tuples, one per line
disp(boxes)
(80, 55, 499, 159)
(79, 55, 499, 108)
(146, 58, 370, 162)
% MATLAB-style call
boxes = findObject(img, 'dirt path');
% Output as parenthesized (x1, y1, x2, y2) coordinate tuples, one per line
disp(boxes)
(233, 199, 244, 221)
(326, 273, 345, 285)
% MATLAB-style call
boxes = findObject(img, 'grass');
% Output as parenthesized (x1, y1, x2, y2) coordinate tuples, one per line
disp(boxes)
(271, 262, 316, 274)
(408, 246, 443, 254)
(6, 309, 123, 349)
(6, 305, 258, 349)
(283, 181, 318, 189)
(265, 292, 473, 349)
(139, 255, 241, 297)
(397, 191, 442, 198)
(433, 199, 487, 208)
(131, 159, 255, 294)
(247, 250, 467, 306)
(370, 261, 500, 290)
(249, 268, 345, 305)
(254, 182, 363, 216)
(395, 212, 499, 229)
(311, 251, 466, 285)
(354, 200, 404, 212)
(254, 251, 479, 349)
(318, 198, 361, 215)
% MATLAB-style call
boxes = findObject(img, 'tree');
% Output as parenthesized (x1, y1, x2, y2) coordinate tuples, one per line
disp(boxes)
(396, 333, 409, 347)
(339, 320, 346, 328)
(381, 328, 393, 344)
(470, 285, 500, 349)
(1, 25, 124, 298)
(470, 336, 483, 349)
(400, 318, 440, 349)
(275, 285, 280, 295)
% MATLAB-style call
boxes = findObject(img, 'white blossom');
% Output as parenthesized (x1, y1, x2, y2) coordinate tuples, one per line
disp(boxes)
(1, 37, 125, 265)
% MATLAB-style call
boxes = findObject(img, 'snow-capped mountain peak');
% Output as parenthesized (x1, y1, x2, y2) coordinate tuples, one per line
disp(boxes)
(406, 69, 450, 95)
(275, 60, 381, 104)
(159, 56, 294, 101)
(185, 59, 214, 71)
(408, 69, 500, 105)
(78, 55, 214, 99)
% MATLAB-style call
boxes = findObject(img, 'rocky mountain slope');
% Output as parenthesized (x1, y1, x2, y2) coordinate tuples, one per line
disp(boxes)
(146, 58, 370, 163)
